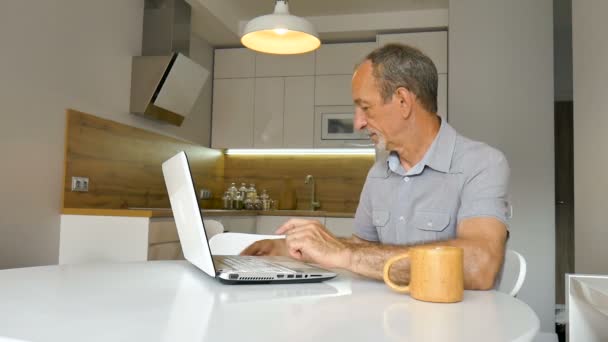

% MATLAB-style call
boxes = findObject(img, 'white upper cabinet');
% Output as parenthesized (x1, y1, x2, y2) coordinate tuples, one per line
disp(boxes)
(211, 78, 255, 148)
(377, 31, 448, 73)
(315, 75, 354, 106)
(284, 76, 315, 148)
(315, 42, 377, 75)
(255, 52, 315, 77)
(254, 77, 285, 148)
(211, 32, 448, 148)
(213, 48, 255, 79)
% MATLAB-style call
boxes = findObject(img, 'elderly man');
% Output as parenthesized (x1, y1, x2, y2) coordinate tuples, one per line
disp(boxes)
(243, 44, 510, 290)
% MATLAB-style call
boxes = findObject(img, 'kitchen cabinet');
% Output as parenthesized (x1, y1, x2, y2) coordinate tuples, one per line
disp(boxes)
(211, 78, 255, 148)
(376, 31, 448, 73)
(212, 216, 257, 234)
(315, 42, 377, 75)
(148, 216, 257, 260)
(214, 48, 255, 79)
(255, 216, 353, 237)
(324, 217, 354, 237)
(212, 32, 447, 148)
(254, 77, 285, 148)
(255, 52, 315, 77)
(252, 76, 317, 148)
(59, 214, 149, 264)
(284, 76, 315, 147)
(148, 218, 182, 260)
(213, 75, 314, 149)
(315, 75, 354, 106)
(256, 216, 325, 235)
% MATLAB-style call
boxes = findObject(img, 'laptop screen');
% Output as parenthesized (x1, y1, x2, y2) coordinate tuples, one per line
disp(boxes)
(162, 151, 217, 277)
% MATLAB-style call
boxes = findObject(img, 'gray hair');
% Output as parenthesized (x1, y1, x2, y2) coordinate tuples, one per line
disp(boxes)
(363, 43, 438, 113)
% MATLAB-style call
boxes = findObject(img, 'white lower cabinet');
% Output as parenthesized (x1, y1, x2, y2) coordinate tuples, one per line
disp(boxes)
(256, 216, 325, 235)
(255, 216, 353, 237)
(211, 216, 257, 234)
(324, 217, 354, 237)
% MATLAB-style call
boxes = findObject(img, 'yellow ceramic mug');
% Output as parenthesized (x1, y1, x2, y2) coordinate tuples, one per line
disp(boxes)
(383, 246, 464, 303)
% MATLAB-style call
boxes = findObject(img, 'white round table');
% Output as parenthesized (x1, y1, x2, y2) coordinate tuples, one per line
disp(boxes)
(0, 261, 539, 342)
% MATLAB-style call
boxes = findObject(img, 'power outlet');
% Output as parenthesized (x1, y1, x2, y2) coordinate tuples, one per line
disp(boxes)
(71, 177, 89, 192)
(199, 188, 212, 199)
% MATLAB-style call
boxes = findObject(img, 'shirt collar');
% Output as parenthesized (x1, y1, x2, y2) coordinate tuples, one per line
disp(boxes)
(386, 118, 457, 176)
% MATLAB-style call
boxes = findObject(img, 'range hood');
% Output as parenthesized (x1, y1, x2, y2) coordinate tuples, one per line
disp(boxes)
(130, 0, 209, 126)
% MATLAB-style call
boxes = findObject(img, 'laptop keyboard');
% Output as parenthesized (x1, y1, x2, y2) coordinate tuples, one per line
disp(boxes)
(220, 256, 295, 273)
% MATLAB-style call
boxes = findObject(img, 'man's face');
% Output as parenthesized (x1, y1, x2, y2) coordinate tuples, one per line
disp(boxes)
(351, 61, 402, 151)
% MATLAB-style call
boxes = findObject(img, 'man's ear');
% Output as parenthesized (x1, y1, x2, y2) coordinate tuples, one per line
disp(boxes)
(394, 87, 415, 119)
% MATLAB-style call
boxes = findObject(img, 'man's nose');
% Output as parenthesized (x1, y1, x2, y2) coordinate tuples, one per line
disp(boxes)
(354, 110, 366, 131)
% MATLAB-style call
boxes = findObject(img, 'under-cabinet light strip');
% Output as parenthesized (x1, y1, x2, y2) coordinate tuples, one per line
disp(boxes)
(225, 148, 376, 156)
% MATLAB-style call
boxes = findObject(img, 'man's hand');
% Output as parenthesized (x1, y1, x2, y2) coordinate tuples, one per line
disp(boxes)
(275, 218, 352, 269)
(240, 238, 289, 256)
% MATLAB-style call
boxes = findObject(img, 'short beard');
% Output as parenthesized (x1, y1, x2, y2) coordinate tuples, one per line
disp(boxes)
(366, 129, 387, 151)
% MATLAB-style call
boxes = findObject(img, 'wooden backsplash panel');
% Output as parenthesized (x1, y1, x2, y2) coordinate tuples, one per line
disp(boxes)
(224, 155, 375, 212)
(63, 109, 224, 209)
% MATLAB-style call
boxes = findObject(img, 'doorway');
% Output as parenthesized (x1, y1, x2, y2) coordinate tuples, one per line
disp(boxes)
(554, 101, 574, 305)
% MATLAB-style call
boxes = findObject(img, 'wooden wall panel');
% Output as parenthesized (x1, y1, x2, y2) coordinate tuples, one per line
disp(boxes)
(63, 109, 224, 209)
(224, 155, 374, 213)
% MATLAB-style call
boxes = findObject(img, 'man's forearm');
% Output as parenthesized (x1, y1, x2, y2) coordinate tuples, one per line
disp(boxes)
(342, 240, 412, 284)
(337, 236, 411, 284)
(339, 238, 503, 290)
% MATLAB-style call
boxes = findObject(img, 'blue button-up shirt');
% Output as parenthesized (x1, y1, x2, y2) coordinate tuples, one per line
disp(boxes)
(354, 119, 510, 245)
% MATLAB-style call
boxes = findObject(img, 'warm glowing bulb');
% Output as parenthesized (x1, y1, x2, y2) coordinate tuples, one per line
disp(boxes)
(273, 28, 288, 35)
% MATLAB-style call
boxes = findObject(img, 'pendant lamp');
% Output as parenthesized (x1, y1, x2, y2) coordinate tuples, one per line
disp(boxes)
(241, 0, 321, 55)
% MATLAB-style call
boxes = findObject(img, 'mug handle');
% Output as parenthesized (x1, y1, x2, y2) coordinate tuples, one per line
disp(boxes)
(383, 253, 410, 293)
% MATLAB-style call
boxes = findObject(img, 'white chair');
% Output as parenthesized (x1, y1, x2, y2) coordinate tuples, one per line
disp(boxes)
(497, 249, 527, 297)
(209, 232, 284, 255)
(532, 332, 558, 342)
(202, 219, 224, 239)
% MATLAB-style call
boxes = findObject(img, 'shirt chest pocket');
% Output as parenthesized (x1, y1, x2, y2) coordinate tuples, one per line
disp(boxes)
(372, 210, 390, 242)
(409, 211, 454, 243)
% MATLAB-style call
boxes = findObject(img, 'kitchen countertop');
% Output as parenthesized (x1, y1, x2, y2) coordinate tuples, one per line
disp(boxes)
(61, 208, 355, 218)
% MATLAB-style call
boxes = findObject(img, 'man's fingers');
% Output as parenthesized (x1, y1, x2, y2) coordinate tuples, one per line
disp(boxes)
(276, 218, 321, 234)
(275, 222, 296, 235)
(239, 242, 260, 256)
(240, 240, 269, 256)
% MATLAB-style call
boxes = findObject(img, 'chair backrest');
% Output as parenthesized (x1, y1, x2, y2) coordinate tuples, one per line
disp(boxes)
(209, 232, 284, 255)
(202, 219, 224, 240)
(497, 249, 527, 297)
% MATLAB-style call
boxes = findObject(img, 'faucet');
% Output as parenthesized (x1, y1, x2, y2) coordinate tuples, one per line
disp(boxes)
(304, 175, 321, 211)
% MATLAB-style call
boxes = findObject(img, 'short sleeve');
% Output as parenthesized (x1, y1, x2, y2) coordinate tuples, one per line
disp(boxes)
(457, 149, 511, 226)
(353, 177, 379, 241)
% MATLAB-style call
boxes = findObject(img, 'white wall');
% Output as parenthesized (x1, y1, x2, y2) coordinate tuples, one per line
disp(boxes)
(0, 0, 213, 269)
(449, 0, 555, 333)
(572, 1, 608, 274)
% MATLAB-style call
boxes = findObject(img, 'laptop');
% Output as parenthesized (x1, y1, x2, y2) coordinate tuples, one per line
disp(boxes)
(162, 151, 337, 284)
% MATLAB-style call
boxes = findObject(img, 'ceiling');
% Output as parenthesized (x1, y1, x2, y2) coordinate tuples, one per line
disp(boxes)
(226, 0, 448, 17)
(188, 0, 449, 47)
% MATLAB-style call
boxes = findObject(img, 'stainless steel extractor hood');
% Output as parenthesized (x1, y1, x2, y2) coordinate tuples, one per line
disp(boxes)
(130, 0, 209, 126)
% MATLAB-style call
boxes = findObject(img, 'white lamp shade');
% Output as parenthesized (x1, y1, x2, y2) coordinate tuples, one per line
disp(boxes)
(241, 1, 320, 55)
